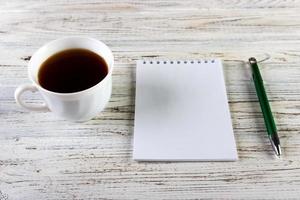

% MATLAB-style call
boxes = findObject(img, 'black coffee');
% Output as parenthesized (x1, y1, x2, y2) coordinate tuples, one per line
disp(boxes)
(38, 48, 108, 93)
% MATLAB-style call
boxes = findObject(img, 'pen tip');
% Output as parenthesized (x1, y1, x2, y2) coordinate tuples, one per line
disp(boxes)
(273, 144, 282, 159)
(276, 145, 282, 157)
(269, 136, 282, 158)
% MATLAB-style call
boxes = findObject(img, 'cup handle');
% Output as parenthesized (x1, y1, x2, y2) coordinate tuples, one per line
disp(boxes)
(14, 84, 49, 112)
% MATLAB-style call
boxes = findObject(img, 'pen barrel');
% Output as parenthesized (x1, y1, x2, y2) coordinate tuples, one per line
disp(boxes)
(251, 63, 277, 136)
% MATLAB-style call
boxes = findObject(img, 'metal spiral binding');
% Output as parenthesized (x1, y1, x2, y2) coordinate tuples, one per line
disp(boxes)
(142, 59, 216, 64)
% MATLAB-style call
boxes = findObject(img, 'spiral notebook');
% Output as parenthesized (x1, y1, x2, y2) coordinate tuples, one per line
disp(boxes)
(133, 59, 238, 161)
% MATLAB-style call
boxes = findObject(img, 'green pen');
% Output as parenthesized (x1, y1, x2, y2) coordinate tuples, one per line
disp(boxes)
(249, 57, 281, 157)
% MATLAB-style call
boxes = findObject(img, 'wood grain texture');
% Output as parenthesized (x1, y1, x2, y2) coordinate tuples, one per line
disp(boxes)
(1, 0, 300, 199)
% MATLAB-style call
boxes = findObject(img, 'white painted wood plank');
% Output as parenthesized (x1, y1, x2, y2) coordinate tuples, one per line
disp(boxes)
(1, 0, 300, 199)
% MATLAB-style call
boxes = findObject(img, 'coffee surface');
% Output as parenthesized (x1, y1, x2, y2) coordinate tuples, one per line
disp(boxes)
(38, 48, 108, 93)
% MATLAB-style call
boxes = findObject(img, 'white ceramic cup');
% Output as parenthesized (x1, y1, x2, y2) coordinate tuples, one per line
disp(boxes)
(14, 37, 114, 121)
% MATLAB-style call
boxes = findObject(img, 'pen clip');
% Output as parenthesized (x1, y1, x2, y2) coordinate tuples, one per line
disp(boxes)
(249, 54, 271, 64)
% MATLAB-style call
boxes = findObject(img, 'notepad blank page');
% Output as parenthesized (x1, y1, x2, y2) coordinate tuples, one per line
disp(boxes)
(133, 60, 238, 161)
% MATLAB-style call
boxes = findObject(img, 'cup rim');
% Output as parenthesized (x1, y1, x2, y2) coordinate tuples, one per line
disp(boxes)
(28, 36, 114, 97)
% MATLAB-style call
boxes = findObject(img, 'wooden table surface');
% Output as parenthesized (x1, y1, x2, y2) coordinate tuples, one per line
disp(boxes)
(1, 0, 300, 199)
